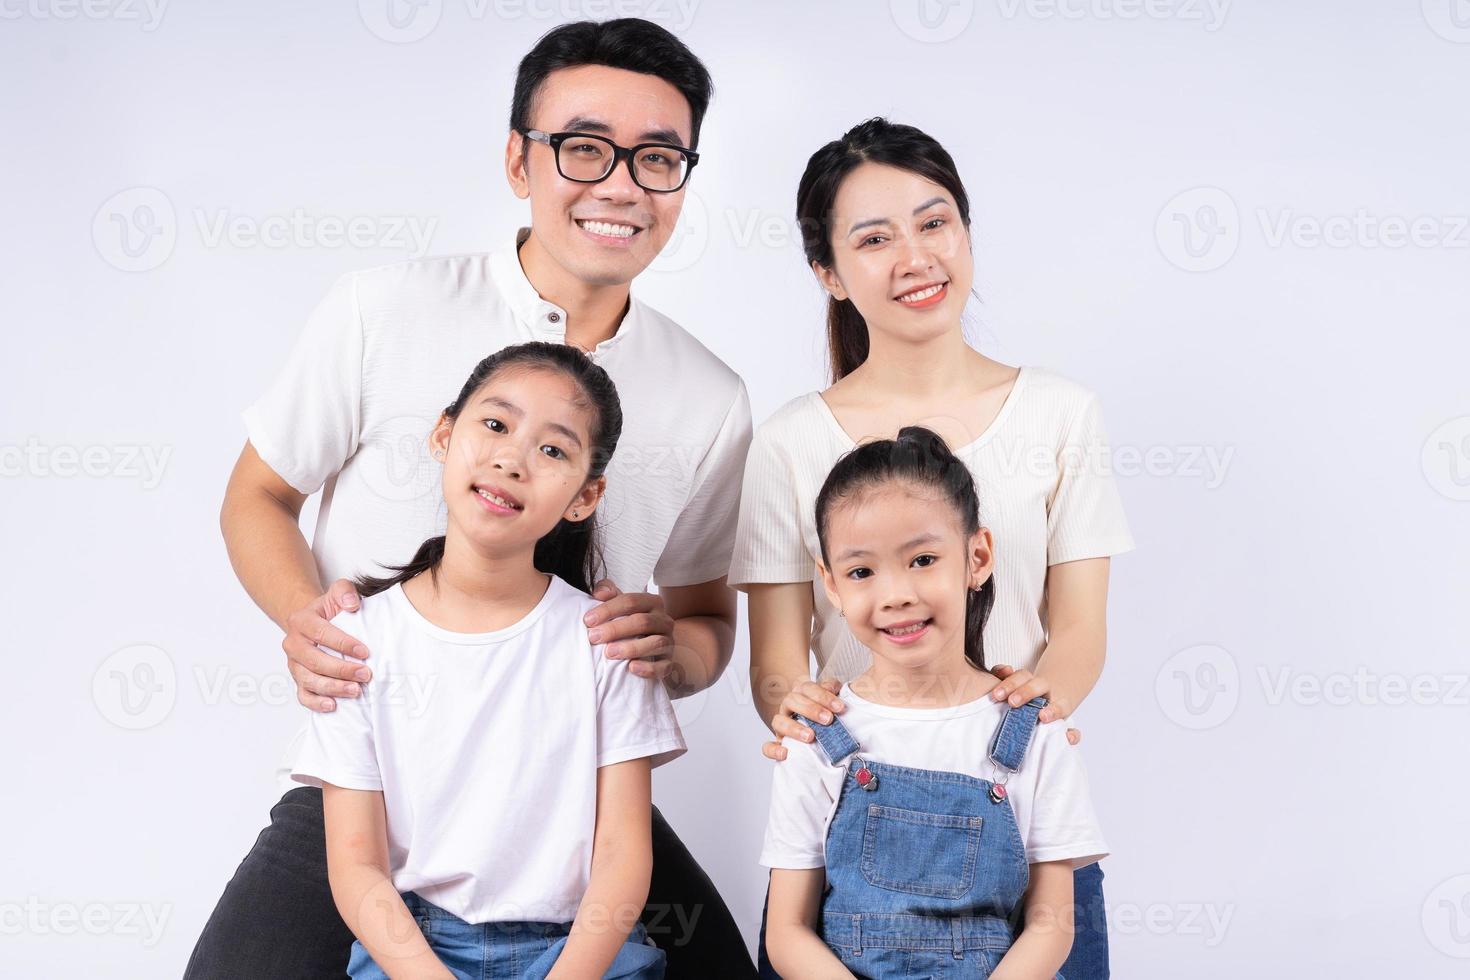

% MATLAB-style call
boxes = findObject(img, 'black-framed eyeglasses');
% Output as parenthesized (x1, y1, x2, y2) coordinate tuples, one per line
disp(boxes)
(520, 129, 699, 193)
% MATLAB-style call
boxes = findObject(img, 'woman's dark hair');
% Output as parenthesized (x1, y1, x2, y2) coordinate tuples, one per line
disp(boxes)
(510, 18, 714, 148)
(814, 425, 995, 672)
(795, 118, 974, 383)
(355, 342, 623, 598)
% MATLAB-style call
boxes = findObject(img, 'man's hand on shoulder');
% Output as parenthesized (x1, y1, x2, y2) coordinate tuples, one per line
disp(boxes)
(284, 579, 372, 712)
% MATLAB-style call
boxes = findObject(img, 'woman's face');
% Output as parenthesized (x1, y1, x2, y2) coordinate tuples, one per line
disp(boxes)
(818, 482, 993, 677)
(816, 162, 974, 348)
(429, 365, 604, 555)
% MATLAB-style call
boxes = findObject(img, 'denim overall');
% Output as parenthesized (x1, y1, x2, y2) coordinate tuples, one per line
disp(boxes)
(803, 696, 1064, 979)
(346, 890, 666, 979)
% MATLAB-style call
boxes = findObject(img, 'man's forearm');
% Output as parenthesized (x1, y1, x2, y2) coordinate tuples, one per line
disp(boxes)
(220, 485, 321, 629)
(667, 613, 734, 699)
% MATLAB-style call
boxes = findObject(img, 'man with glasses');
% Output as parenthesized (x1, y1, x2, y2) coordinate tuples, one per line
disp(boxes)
(186, 18, 757, 978)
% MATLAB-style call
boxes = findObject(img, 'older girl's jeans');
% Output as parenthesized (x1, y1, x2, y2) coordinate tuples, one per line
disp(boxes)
(346, 891, 665, 979)
(185, 787, 754, 979)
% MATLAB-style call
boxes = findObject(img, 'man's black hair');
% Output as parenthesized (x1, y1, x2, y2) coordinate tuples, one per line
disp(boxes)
(510, 18, 714, 148)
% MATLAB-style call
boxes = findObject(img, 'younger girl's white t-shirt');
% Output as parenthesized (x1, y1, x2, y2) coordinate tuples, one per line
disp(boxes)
(291, 574, 686, 925)
(760, 684, 1108, 872)
(728, 367, 1135, 685)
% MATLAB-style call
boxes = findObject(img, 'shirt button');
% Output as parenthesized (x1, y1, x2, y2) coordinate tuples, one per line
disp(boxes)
(547, 312, 561, 323)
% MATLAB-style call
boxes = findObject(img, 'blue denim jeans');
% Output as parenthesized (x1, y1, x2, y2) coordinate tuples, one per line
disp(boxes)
(185, 788, 753, 978)
(346, 891, 666, 979)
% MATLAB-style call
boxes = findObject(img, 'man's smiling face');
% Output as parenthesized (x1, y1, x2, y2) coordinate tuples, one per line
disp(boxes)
(508, 63, 694, 287)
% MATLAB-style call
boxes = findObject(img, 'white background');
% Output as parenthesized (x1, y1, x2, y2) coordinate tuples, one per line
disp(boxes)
(5, 1, 1470, 976)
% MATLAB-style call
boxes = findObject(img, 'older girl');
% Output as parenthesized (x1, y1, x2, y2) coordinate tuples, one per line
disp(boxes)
(294, 343, 683, 979)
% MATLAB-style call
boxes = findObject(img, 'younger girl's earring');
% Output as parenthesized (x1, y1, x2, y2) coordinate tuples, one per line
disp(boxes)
(434, 450, 444, 458)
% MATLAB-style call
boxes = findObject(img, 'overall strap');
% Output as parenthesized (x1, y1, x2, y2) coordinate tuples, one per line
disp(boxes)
(796, 713, 861, 766)
(988, 696, 1048, 773)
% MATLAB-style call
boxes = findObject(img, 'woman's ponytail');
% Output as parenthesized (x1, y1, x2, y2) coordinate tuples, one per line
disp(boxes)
(825, 298, 870, 384)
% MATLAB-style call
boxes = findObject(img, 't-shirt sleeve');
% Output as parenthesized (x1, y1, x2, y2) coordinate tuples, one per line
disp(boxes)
(593, 642, 687, 770)
(759, 737, 843, 870)
(290, 611, 381, 791)
(241, 273, 364, 495)
(1021, 723, 1109, 868)
(727, 419, 817, 589)
(1046, 394, 1135, 566)
(651, 380, 754, 588)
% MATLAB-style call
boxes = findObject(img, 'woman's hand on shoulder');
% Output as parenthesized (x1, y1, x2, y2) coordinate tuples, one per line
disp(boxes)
(763, 679, 845, 761)
(989, 665, 1081, 745)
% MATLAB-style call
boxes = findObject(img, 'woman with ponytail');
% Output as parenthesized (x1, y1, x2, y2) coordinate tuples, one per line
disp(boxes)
(291, 342, 684, 979)
(760, 427, 1107, 978)
(729, 119, 1133, 977)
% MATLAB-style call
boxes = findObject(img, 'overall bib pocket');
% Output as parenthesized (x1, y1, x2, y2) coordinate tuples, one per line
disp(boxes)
(859, 803, 984, 899)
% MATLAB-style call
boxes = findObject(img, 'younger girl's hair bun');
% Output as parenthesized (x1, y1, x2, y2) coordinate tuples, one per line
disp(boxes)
(895, 425, 956, 461)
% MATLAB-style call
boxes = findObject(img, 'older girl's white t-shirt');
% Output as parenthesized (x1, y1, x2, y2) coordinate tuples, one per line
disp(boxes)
(728, 367, 1134, 685)
(290, 574, 686, 926)
(759, 684, 1107, 871)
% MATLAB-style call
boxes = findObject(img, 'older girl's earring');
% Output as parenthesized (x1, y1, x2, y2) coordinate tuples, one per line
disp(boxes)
(434, 450, 444, 458)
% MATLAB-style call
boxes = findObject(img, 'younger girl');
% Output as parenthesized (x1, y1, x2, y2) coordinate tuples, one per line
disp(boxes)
(762, 427, 1106, 979)
(291, 342, 684, 979)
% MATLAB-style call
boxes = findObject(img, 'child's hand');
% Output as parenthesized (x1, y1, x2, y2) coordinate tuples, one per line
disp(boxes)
(763, 679, 845, 761)
(989, 666, 1082, 745)
(586, 580, 677, 682)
